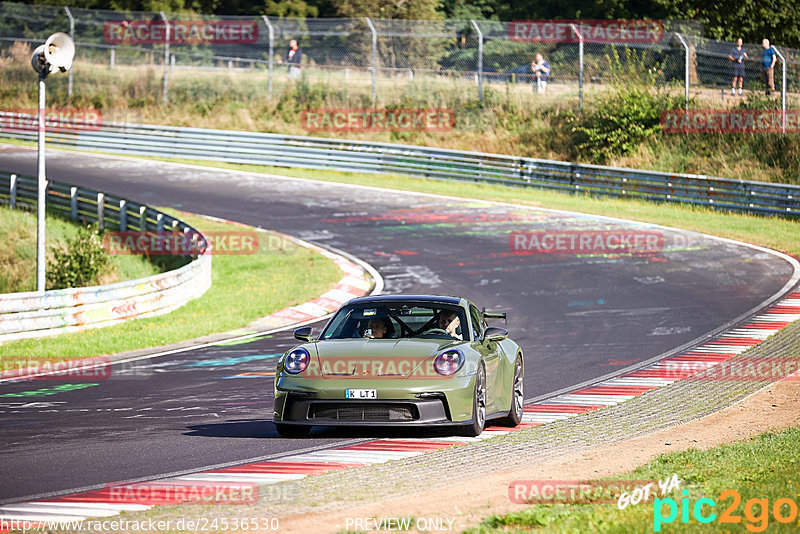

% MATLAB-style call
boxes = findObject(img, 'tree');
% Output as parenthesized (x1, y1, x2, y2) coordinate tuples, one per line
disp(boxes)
(331, 0, 442, 20)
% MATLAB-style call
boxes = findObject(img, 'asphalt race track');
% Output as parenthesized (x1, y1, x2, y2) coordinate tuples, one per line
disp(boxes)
(0, 145, 796, 503)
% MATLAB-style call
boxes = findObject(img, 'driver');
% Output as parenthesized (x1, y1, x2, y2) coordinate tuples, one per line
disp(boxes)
(437, 310, 462, 339)
(364, 317, 387, 339)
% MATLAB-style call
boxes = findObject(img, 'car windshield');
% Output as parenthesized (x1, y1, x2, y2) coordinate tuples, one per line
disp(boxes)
(320, 302, 467, 341)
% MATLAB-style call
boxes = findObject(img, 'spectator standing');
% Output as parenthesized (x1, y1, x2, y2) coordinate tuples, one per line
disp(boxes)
(277, 39, 303, 80)
(728, 38, 748, 96)
(761, 38, 777, 96)
(531, 53, 551, 94)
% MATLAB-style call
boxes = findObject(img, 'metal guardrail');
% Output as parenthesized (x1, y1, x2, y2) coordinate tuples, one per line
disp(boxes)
(1, 113, 800, 217)
(0, 170, 212, 343)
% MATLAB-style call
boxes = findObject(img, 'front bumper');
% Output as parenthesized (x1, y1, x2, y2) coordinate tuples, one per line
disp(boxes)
(273, 375, 475, 426)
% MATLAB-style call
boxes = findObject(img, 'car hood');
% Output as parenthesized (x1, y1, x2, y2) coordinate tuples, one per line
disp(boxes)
(311, 338, 461, 379)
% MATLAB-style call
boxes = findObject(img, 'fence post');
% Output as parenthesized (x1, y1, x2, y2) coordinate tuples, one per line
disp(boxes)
(10, 174, 17, 209)
(773, 46, 788, 135)
(261, 16, 274, 96)
(64, 7, 75, 97)
(110, 47, 115, 70)
(470, 20, 483, 102)
(674, 33, 690, 112)
(70, 186, 77, 220)
(159, 11, 170, 105)
(97, 192, 105, 231)
(171, 54, 175, 74)
(365, 17, 377, 103)
(570, 24, 583, 112)
(119, 199, 127, 231)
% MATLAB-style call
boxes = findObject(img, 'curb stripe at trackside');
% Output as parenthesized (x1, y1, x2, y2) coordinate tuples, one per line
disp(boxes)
(3, 292, 800, 525)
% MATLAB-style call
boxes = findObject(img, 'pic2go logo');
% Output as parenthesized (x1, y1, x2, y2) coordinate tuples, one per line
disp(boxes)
(654, 489, 800, 532)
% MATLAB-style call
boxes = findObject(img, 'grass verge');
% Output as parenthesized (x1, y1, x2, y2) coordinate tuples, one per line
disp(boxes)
(0, 205, 159, 293)
(470, 425, 800, 533)
(0, 209, 343, 361)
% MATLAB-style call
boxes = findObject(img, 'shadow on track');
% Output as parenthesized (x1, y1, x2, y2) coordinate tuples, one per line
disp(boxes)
(185, 420, 465, 440)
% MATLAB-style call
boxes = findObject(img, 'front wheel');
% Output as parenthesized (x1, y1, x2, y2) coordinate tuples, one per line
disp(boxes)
(275, 423, 311, 438)
(460, 363, 486, 437)
(496, 354, 524, 427)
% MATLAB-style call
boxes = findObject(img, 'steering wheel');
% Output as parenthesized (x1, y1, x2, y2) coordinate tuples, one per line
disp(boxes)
(421, 328, 452, 337)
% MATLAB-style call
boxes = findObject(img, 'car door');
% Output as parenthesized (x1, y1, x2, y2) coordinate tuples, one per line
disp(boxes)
(470, 305, 502, 414)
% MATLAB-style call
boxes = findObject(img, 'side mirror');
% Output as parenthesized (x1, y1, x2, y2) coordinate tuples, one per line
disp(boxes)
(484, 326, 508, 342)
(293, 326, 313, 342)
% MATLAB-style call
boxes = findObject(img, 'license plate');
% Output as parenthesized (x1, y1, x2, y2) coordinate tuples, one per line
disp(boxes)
(345, 388, 377, 399)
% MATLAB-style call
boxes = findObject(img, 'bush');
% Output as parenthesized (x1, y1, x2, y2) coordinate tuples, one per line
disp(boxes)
(46, 225, 110, 289)
(566, 48, 687, 164)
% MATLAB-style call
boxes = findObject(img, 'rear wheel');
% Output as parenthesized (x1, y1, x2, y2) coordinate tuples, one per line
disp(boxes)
(275, 423, 311, 438)
(496, 354, 524, 427)
(461, 363, 486, 437)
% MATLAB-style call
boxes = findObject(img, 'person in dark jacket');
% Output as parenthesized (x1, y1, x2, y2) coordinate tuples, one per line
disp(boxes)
(278, 39, 302, 80)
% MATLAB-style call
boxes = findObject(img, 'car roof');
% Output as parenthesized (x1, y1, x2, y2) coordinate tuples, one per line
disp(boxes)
(347, 294, 464, 306)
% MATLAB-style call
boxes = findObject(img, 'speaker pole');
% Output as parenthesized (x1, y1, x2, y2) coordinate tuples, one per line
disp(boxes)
(36, 69, 47, 293)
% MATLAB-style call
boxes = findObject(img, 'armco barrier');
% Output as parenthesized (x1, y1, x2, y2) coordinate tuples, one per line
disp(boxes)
(0, 171, 212, 343)
(2, 112, 799, 217)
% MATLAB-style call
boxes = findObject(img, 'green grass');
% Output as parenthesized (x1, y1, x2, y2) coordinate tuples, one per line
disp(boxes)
(469, 426, 800, 533)
(0, 210, 343, 360)
(0, 205, 159, 293)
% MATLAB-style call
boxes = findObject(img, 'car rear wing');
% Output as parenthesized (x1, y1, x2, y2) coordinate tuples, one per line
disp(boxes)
(482, 308, 507, 324)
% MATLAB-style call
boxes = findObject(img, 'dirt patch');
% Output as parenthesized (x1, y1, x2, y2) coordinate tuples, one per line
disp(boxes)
(278, 376, 800, 533)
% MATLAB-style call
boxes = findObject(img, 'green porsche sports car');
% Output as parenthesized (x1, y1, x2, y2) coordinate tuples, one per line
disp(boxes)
(273, 295, 524, 438)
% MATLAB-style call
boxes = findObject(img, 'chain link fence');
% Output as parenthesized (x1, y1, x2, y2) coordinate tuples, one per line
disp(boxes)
(1, 1, 798, 129)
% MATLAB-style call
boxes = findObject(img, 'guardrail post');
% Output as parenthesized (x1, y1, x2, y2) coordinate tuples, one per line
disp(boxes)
(570, 24, 584, 112)
(261, 16, 274, 96)
(110, 47, 115, 70)
(139, 205, 147, 231)
(10, 174, 17, 209)
(470, 20, 483, 102)
(674, 33, 690, 113)
(119, 199, 127, 231)
(97, 192, 105, 231)
(156, 212, 164, 233)
(772, 46, 787, 135)
(159, 11, 170, 105)
(365, 17, 377, 104)
(70, 186, 78, 220)
(64, 7, 75, 97)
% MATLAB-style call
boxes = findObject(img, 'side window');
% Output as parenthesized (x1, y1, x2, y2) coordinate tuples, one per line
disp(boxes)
(469, 305, 485, 341)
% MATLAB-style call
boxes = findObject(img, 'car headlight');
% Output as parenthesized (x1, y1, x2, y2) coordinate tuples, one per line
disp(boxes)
(434, 349, 464, 376)
(284, 348, 310, 374)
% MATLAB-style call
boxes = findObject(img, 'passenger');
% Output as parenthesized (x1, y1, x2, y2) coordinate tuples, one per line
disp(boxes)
(364, 317, 387, 339)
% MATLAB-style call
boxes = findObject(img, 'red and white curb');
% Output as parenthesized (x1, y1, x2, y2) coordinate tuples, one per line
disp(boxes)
(2, 291, 798, 525)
